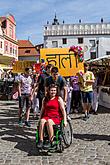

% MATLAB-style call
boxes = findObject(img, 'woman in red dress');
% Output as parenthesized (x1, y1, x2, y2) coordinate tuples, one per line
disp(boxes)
(37, 84, 67, 149)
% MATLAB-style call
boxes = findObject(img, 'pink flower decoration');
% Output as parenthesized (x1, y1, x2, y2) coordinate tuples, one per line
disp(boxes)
(69, 45, 84, 62)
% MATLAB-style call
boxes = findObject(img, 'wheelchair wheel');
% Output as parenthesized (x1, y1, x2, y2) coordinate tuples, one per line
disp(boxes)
(62, 119, 73, 147)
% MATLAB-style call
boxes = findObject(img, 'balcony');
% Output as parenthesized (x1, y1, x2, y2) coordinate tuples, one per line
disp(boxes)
(44, 29, 110, 36)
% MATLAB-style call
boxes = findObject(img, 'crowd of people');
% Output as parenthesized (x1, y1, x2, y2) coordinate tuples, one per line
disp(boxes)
(0, 63, 99, 149)
(10, 63, 99, 126)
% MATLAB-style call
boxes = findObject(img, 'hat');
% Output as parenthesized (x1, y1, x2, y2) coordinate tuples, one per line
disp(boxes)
(70, 76, 78, 81)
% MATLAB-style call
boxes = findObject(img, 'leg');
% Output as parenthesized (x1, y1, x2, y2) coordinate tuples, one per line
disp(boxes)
(25, 95, 31, 127)
(87, 91, 93, 114)
(74, 91, 80, 113)
(92, 91, 95, 111)
(94, 91, 99, 112)
(25, 108, 30, 121)
(82, 102, 88, 116)
(81, 92, 87, 113)
(34, 97, 39, 114)
(37, 119, 47, 149)
(66, 96, 71, 115)
(46, 119, 55, 141)
(18, 95, 24, 122)
(81, 92, 88, 120)
(39, 119, 47, 141)
(25, 95, 31, 121)
(18, 108, 22, 120)
(70, 90, 74, 112)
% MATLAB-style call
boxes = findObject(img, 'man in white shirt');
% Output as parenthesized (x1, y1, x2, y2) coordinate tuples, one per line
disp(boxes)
(18, 68, 34, 127)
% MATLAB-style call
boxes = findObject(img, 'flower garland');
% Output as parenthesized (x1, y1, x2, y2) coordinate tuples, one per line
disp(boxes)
(69, 45, 84, 62)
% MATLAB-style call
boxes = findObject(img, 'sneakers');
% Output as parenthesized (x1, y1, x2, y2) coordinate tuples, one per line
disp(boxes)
(18, 120, 23, 126)
(37, 141, 43, 149)
(93, 111, 98, 115)
(67, 115, 71, 121)
(25, 121, 31, 127)
(87, 113, 90, 118)
(83, 114, 90, 121)
(83, 115, 88, 121)
(43, 141, 51, 150)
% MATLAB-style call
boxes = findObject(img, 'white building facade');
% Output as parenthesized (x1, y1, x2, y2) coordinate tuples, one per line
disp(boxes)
(44, 17, 110, 60)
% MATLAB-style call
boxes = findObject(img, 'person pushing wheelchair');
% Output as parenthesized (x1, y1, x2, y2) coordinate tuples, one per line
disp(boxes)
(37, 84, 67, 149)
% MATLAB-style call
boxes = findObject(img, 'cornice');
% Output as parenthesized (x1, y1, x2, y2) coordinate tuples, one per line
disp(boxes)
(4, 35, 18, 45)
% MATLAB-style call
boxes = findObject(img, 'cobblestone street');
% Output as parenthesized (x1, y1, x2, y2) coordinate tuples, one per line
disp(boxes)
(0, 100, 110, 165)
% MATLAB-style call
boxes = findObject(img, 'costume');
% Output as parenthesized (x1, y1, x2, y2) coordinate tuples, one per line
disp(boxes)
(42, 96, 62, 125)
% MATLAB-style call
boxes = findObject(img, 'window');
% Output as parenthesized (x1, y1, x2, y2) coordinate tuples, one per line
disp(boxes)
(89, 40, 95, 47)
(106, 51, 110, 55)
(9, 24, 13, 38)
(78, 37, 83, 44)
(62, 38, 67, 44)
(25, 50, 30, 53)
(15, 49, 17, 55)
(13, 48, 14, 54)
(52, 41, 58, 48)
(5, 44, 8, 51)
(0, 41, 2, 48)
(10, 47, 12, 54)
(90, 52, 96, 59)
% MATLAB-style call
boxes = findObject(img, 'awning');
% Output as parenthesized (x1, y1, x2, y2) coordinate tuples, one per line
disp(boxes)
(0, 64, 12, 70)
(88, 55, 110, 63)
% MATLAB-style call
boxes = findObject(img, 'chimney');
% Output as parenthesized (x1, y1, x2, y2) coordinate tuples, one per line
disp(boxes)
(79, 19, 81, 23)
(47, 21, 49, 24)
(101, 18, 103, 23)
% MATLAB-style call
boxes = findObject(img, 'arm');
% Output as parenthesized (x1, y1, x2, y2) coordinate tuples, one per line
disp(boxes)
(18, 81, 21, 97)
(62, 78, 67, 102)
(45, 86, 48, 96)
(63, 86, 67, 103)
(39, 98, 45, 119)
(85, 72, 95, 84)
(58, 96, 67, 127)
(31, 82, 38, 97)
(29, 78, 36, 100)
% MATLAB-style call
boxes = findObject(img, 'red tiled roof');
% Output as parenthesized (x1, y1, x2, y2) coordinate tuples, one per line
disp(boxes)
(18, 47, 39, 57)
(18, 40, 34, 48)
(18, 40, 40, 57)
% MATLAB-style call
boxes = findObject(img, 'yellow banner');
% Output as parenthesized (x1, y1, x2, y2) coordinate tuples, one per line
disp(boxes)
(40, 48, 84, 76)
(12, 61, 36, 73)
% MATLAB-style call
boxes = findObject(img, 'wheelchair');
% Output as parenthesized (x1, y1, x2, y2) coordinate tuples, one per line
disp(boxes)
(36, 119, 73, 153)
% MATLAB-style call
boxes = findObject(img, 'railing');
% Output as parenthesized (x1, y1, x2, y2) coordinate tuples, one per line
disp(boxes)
(44, 29, 110, 36)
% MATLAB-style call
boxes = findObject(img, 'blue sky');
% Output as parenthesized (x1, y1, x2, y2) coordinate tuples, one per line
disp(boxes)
(0, 0, 110, 45)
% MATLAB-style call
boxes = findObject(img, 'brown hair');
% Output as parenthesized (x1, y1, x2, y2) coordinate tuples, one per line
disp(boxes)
(44, 84, 59, 102)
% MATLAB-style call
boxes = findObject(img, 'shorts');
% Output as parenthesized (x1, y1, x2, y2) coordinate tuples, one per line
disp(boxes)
(81, 91, 93, 103)
(19, 94, 31, 109)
